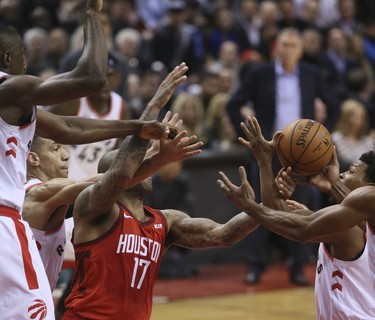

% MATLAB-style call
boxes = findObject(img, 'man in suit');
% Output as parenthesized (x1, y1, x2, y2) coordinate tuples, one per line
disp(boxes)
(226, 27, 337, 286)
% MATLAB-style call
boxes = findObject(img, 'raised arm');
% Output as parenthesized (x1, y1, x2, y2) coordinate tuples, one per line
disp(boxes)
(74, 63, 189, 221)
(0, 0, 107, 109)
(164, 209, 259, 250)
(239, 116, 288, 210)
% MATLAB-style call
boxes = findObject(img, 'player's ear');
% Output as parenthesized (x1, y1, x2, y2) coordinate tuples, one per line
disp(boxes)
(27, 151, 40, 167)
(2, 51, 11, 68)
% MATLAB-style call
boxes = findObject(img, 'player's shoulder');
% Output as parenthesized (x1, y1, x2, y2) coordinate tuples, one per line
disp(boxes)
(344, 185, 375, 208)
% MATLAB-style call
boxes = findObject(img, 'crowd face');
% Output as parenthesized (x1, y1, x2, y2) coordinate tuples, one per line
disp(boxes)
(276, 32, 303, 69)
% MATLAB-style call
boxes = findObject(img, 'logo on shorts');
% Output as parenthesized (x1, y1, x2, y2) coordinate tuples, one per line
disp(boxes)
(27, 299, 47, 320)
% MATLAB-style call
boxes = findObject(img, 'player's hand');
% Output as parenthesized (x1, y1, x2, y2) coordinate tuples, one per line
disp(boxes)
(217, 166, 256, 212)
(298, 146, 340, 192)
(275, 166, 295, 199)
(164, 111, 182, 140)
(146, 111, 183, 157)
(286, 199, 308, 211)
(239, 116, 282, 163)
(158, 130, 203, 163)
(87, 0, 103, 12)
(137, 120, 171, 140)
(148, 63, 188, 110)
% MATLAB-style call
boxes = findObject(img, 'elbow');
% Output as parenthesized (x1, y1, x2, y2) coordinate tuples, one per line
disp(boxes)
(89, 74, 106, 91)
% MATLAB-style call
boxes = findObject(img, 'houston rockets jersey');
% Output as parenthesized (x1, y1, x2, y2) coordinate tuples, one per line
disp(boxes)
(315, 240, 375, 319)
(64, 204, 168, 320)
(0, 71, 36, 211)
(67, 92, 124, 180)
(25, 179, 66, 291)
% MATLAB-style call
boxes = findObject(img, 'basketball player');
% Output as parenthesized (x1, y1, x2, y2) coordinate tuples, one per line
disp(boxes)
(62, 77, 259, 320)
(220, 116, 375, 318)
(23, 110, 201, 293)
(49, 56, 132, 180)
(0, 0, 172, 318)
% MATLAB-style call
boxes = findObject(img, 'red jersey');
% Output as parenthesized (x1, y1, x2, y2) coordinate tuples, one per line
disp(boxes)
(63, 204, 168, 320)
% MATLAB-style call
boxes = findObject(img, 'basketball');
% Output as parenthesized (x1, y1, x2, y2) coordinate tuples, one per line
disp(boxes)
(276, 119, 334, 176)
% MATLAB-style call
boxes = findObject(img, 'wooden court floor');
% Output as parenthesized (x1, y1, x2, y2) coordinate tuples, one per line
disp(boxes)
(151, 288, 316, 320)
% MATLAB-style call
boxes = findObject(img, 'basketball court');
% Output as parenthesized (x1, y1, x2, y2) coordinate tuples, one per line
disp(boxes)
(151, 262, 316, 319)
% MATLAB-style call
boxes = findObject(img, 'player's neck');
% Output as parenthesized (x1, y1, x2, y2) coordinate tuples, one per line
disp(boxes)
(119, 196, 147, 220)
(27, 171, 49, 183)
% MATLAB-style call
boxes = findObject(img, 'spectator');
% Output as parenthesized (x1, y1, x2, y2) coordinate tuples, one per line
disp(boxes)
(319, 27, 360, 104)
(145, 160, 197, 278)
(170, 92, 207, 144)
(46, 27, 70, 72)
(114, 28, 145, 76)
(234, 0, 261, 51)
(205, 92, 237, 150)
(226, 27, 336, 286)
(332, 99, 375, 171)
(24, 27, 52, 76)
(151, 0, 205, 76)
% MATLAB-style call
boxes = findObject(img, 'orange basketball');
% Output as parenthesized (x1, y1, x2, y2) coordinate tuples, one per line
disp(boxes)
(276, 119, 334, 176)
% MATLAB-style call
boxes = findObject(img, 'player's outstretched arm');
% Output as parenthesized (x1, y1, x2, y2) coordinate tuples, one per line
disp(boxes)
(23, 175, 101, 230)
(36, 109, 170, 144)
(218, 166, 372, 242)
(164, 209, 259, 250)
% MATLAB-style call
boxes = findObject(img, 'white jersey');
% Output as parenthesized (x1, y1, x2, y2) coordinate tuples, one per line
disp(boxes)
(367, 223, 375, 288)
(315, 241, 375, 319)
(67, 92, 124, 180)
(0, 72, 54, 319)
(0, 71, 36, 211)
(25, 179, 66, 291)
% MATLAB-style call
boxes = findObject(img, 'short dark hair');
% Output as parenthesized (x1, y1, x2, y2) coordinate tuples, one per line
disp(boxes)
(346, 68, 369, 93)
(30, 135, 46, 153)
(359, 150, 375, 183)
(0, 27, 22, 61)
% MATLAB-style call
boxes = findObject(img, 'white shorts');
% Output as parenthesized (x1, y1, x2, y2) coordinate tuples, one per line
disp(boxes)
(0, 206, 55, 320)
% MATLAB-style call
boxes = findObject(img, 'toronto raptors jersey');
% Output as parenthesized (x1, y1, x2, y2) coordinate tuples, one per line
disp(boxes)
(67, 92, 124, 180)
(63, 205, 167, 320)
(0, 71, 36, 211)
(25, 178, 66, 291)
(0, 72, 54, 319)
(367, 223, 375, 288)
(315, 240, 375, 319)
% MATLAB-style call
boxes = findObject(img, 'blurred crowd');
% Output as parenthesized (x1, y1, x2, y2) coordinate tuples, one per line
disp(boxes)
(1, 0, 375, 154)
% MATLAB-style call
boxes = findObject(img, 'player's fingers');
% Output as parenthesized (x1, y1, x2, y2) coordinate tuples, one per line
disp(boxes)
(251, 116, 262, 136)
(162, 111, 171, 124)
(218, 171, 234, 188)
(238, 166, 248, 183)
(238, 137, 251, 148)
(183, 141, 204, 151)
(217, 180, 231, 195)
(331, 145, 339, 166)
(271, 131, 282, 147)
(168, 112, 180, 126)
(240, 122, 253, 139)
